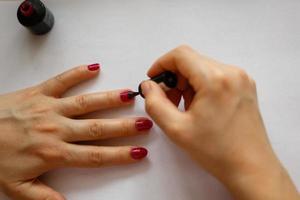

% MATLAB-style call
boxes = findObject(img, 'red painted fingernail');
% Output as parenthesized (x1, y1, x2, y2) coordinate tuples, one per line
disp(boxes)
(120, 90, 136, 102)
(87, 63, 100, 71)
(130, 147, 148, 160)
(135, 118, 153, 131)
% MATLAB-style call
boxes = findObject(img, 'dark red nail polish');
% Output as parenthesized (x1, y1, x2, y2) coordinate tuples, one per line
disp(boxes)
(130, 147, 148, 160)
(135, 118, 153, 131)
(120, 90, 136, 102)
(88, 63, 100, 71)
(20, 1, 34, 17)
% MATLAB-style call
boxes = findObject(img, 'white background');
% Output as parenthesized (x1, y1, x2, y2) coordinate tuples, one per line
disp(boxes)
(0, 0, 299, 199)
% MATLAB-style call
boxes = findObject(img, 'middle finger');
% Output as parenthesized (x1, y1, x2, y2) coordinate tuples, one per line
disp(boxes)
(62, 118, 153, 142)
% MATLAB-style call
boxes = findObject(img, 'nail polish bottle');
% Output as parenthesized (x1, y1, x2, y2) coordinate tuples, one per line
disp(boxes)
(138, 71, 178, 98)
(17, 0, 55, 35)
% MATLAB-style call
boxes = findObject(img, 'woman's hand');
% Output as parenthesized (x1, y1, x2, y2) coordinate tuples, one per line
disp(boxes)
(141, 46, 299, 200)
(0, 64, 152, 200)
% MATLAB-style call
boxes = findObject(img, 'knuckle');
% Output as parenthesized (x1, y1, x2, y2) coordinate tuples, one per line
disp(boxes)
(38, 148, 60, 161)
(21, 87, 42, 99)
(212, 73, 228, 83)
(30, 105, 52, 115)
(32, 122, 60, 134)
(210, 73, 232, 92)
(228, 65, 249, 80)
(105, 91, 118, 106)
(88, 122, 104, 138)
(30, 142, 63, 162)
(28, 102, 54, 116)
(175, 44, 193, 54)
(88, 151, 104, 166)
(75, 65, 88, 76)
(40, 82, 52, 95)
(120, 119, 131, 136)
(236, 68, 249, 81)
(54, 74, 66, 87)
(74, 95, 89, 110)
(231, 68, 255, 90)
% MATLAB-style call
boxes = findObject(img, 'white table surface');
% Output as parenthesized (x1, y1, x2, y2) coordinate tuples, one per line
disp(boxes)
(0, 0, 299, 199)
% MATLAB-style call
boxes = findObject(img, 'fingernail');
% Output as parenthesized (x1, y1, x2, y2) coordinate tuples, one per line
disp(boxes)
(130, 147, 148, 160)
(135, 118, 153, 131)
(141, 81, 152, 96)
(88, 63, 100, 71)
(120, 90, 135, 102)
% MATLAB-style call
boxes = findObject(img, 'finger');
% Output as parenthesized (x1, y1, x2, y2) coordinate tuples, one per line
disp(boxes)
(62, 118, 153, 142)
(141, 80, 184, 131)
(6, 180, 65, 200)
(58, 89, 135, 117)
(147, 45, 221, 91)
(40, 64, 100, 97)
(166, 89, 182, 107)
(63, 145, 148, 167)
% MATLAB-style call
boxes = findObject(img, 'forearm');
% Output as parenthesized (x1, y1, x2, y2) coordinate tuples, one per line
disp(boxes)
(221, 157, 299, 200)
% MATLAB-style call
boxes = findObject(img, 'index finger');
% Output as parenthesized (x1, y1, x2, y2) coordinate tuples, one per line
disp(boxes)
(40, 64, 100, 97)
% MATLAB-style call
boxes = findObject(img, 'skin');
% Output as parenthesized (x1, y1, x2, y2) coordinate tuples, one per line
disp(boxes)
(0, 65, 151, 200)
(0, 46, 299, 200)
(141, 45, 300, 200)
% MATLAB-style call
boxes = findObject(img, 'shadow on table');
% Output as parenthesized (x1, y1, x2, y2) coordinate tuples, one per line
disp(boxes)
(40, 153, 152, 196)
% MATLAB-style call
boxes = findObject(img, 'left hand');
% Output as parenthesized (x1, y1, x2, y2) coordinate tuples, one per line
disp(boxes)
(0, 64, 152, 200)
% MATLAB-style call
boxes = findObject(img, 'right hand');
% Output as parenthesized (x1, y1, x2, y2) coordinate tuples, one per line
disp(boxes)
(141, 45, 300, 200)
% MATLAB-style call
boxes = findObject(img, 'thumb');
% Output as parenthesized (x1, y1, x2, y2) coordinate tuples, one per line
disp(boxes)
(141, 81, 183, 131)
(7, 180, 65, 200)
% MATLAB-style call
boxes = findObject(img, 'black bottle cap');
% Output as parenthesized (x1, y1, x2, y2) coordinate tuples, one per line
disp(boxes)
(17, 0, 46, 27)
(20, 1, 34, 17)
(161, 71, 177, 88)
(138, 71, 178, 98)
